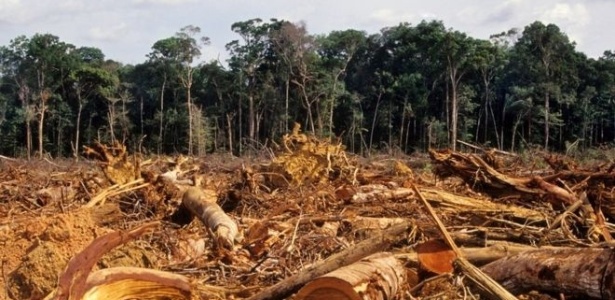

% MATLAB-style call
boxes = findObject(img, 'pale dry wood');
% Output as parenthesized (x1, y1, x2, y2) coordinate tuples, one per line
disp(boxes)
(83, 267, 192, 299)
(182, 187, 239, 249)
(294, 252, 407, 300)
(397, 243, 539, 268)
(84, 178, 148, 208)
(247, 221, 415, 300)
(411, 184, 518, 300)
(0, 154, 17, 161)
(456, 139, 518, 157)
(343, 184, 544, 222)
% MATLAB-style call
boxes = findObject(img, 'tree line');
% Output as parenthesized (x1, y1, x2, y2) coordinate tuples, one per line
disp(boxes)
(1, 18, 615, 159)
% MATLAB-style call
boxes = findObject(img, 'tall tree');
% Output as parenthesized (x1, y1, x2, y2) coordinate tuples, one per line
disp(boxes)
(28, 34, 75, 158)
(68, 61, 115, 158)
(474, 39, 507, 148)
(149, 25, 209, 154)
(439, 29, 477, 151)
(0, 36, 33, 159)
(318, 29, 366, 136)
(226, 19, 286, 152)
(227, 18, 268, 147)
(270, 21, 311, 133)
(513, 22, 578, 150)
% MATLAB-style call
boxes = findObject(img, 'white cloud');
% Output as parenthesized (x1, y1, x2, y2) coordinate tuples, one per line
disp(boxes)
(541, 3, 590, 26)
(369, 9, 415, 24)
(0, 0, 24, 22)
(57, 0, 86, 11)
(88, 22, 127, 41)
(539, 3, 590, 46)
(0, 0, 613, 62)
(0, 0, 20, 10)
(132, 0, 196, 4)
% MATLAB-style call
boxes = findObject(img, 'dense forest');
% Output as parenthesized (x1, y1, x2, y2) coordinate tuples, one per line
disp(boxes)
(1, 18, 614, 159)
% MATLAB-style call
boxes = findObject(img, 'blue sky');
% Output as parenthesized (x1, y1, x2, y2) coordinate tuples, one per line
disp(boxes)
(0, 0, 612, 65)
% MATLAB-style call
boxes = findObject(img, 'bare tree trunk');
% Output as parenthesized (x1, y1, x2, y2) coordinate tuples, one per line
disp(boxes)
(450, 70, 459, 152)
(120, 93, 129, 143)
(238, 94, 243, 155)
(74, 99, 83, 159)
(488, 100, 501, 149)
(327, 56, 354, 136)
(107, 97, 118, 145)
(511, 114, 525, 152)
(185, 69, 194, 155)
(544, 91, 550, 150)
(445, 81, 450, 146)
(248, 93, 255, 142)
(226, 113, 234, 154)
(18, 81, 32, 160)
(37, 90, 49, 159)
(158, 75, 166, 155)
(56, 114, 63, 157)
(399, 98, 407, 151)
(368, 91, 383, 154)
(293, 79, 316, 134)
(285, 79, 290, 133)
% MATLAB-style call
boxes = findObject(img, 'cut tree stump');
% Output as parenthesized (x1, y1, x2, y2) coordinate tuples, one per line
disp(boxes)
(247, 221, 415, 300)
(481, 247, 615, 298)
(294, 252, 407, 300)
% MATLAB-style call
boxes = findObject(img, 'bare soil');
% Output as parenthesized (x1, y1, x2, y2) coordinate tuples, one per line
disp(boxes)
(1, 139, 614, 299)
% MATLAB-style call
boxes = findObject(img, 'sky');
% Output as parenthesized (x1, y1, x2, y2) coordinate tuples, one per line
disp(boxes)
(0, 0, 613, 65)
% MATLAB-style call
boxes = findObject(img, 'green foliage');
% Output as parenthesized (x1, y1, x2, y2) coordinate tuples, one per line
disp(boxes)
(0, 19, 614, 158)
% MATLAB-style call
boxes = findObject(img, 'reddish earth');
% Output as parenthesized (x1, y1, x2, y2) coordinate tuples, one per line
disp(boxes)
(0, 140, 613, 299)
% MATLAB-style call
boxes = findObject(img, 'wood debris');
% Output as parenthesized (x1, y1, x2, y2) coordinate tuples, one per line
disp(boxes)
(3, 138, 615, 299)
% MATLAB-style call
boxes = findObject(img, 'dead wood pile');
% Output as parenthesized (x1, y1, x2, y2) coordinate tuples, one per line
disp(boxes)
(2, 136, 615, 299)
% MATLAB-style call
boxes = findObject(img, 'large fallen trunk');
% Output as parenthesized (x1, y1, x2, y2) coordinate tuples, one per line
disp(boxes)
(481, 247, 615, 299)
(294, 252, 407, 300)
(337, 184, 545, 223)
(248, 221, 415, 300)
(182, 187, 239, 249)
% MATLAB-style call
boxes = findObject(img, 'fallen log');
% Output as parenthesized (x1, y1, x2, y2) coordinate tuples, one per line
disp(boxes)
(294, 252, 407, 300)
(182, 187, 239, 249)
(247, 221, 415, 300)
(428, 148, 535, 196)
(411, 184, 518, 300)
(481, 247, 615, 298)
(337, 184, 545, 222)
(398, 243, 540, 268)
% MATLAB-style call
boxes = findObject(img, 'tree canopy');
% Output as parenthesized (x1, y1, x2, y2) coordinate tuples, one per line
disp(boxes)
(1, 19, 614, 158)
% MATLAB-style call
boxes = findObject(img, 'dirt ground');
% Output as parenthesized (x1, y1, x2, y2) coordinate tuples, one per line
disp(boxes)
(1, 136, 614, 299)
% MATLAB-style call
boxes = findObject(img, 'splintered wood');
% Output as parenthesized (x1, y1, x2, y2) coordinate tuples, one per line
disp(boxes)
(5, 139, 615, 299)
(182, 186, 239, 249)
(295, 252, 407, 300)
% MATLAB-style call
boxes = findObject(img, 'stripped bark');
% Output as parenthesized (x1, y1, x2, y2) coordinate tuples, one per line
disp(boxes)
(337, 184, 544, 222)
(182, 187, 239, 249)
(82, 267, 192, 299)
(412, 184, 518, 300)
(295, 252, 407, 300)
(481, 247, 615, 298)
(248, 221, 415, 300)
